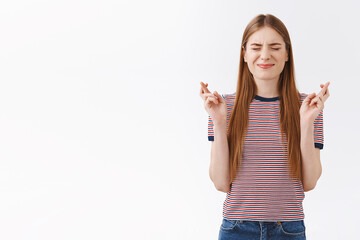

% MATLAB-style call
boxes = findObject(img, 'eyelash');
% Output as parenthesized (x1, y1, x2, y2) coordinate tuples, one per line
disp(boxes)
(252, 48, 280, 50)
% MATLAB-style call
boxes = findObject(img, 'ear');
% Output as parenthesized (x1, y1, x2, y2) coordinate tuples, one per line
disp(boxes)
(242, 46, 247, 62)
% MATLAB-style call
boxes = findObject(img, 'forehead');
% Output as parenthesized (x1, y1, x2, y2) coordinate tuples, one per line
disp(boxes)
(247, 27, 285, 44)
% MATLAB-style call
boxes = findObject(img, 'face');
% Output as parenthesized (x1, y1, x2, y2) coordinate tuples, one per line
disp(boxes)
(243, 27, 288, 82)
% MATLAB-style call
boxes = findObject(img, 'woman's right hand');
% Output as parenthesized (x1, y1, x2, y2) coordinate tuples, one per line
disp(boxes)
(199, 81, 227, 125)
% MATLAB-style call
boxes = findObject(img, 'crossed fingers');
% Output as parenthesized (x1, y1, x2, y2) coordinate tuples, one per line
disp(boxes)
(199, 81, 218, 102)
(309, 81, 330, 109)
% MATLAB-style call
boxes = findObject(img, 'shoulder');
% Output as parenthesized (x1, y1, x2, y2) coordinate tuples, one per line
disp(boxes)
(221, 92, 236, 105)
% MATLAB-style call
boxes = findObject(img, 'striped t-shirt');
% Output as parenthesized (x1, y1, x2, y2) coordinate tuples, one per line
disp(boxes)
(208, 92, 324, 222)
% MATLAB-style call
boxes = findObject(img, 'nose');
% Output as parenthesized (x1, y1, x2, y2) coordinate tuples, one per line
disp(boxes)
(260, 48, 270, 60)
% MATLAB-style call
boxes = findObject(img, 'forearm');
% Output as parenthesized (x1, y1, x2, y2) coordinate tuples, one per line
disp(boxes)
(300, 121, 322, 191)
(209, 122, 231, 192)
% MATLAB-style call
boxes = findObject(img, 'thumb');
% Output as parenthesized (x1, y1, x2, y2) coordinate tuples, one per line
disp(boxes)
(303, 93, 316, 105)
(213, 91, 224, 103)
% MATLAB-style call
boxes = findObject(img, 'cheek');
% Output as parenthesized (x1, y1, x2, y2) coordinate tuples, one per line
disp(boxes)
(275, 52, 288, 61)
(247, 55, 259, 64)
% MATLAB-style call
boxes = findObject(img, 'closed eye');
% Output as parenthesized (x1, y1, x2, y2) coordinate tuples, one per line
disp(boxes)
(251, 48, 280, 50)
(252, 48, 280, 50)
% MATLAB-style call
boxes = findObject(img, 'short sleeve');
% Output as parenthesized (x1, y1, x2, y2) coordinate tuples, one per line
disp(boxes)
(208, 115, 215, 141)
(207, 94, 229, 141)
(314, 110, 324, 149)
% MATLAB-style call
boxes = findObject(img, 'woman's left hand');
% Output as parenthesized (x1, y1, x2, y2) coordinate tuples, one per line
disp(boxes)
(300, 81, 330, 123)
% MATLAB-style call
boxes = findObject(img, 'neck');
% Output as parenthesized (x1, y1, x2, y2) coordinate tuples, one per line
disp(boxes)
(254, 77, 279, 98)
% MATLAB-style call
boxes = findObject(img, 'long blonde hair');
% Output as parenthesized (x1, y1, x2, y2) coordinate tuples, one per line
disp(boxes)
(228, 14, 303, 184)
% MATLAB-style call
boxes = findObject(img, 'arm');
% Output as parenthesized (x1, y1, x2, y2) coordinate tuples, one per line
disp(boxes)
(300, 121, 322, 192)
(209, 122, 231, 193)
(299, 82, 330, 191)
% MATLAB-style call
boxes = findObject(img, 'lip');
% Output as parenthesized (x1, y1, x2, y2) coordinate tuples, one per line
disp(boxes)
(257, 64, 274, 69)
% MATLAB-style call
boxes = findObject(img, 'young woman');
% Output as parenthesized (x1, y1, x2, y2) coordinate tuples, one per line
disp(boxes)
(199, 14, 330, 240)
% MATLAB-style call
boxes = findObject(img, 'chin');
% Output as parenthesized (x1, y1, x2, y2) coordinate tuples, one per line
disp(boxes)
(254, 74, 280, 81)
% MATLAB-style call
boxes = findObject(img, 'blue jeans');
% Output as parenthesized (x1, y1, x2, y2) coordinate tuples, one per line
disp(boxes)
(218, 218, 306, 240)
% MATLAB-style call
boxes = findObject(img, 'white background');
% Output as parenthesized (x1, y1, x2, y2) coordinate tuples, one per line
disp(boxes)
(0, 0, 359, 239)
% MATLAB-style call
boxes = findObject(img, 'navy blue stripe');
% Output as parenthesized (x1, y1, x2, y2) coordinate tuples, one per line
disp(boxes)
(314, 143, 323, 149)
(254, 95, 280, 102)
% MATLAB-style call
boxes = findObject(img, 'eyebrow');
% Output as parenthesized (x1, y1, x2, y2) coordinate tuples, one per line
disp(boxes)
(250, 43, 282, 46)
